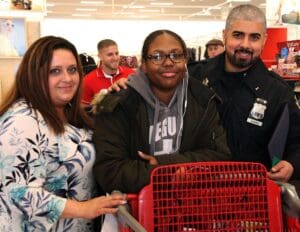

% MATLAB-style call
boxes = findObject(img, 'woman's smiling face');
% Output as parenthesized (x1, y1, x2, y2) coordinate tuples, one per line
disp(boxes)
(48, 48, 80, 109)
(142, 33, 187, 96)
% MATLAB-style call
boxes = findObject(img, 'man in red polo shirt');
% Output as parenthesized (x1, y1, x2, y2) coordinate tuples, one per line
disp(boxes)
(81, 39, 135, 106)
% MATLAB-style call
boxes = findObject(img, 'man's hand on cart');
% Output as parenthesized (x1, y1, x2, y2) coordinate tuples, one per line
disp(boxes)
(268, 160, 294, 182)
(138, 151, 158, 165)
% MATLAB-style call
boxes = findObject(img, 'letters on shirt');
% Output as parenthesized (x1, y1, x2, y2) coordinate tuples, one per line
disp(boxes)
(149, 116, 177, 156)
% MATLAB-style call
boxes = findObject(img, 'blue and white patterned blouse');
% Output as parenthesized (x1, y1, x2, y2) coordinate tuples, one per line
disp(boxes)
(0, 99, 97, 231)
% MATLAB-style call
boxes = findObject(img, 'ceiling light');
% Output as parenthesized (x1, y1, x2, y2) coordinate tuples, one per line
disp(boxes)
(80, 1, 104, 4)
(76, 8, 97, 11)
(128, 5, 145, 9)
(72, 13, 91, 17)
(226, 0, 250, 2)
(197, 9, 211, 16)
(115, 12, 135, 15)
(150, 2, 174, 6)
(46, 3, 55, 7)
(139, 9, 160, 13)
(129, 15, 149, 19)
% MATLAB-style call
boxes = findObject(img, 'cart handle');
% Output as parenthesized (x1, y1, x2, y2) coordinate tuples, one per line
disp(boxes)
(112, 191, 146, 232)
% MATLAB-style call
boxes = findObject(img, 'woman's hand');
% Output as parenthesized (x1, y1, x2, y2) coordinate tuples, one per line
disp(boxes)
(62, 194, 127, 219)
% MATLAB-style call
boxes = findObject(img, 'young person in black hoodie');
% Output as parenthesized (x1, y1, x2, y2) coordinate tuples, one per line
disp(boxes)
(92, 29, 231, 194)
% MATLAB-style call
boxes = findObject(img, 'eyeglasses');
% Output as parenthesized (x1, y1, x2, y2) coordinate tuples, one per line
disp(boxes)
(146, 52, 185, 65)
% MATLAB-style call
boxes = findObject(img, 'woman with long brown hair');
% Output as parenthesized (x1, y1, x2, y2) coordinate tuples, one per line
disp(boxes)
(0, 36, 126, 231)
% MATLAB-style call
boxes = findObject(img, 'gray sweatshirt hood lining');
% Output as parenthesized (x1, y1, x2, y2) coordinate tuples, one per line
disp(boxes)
(127, 68, 188, 155)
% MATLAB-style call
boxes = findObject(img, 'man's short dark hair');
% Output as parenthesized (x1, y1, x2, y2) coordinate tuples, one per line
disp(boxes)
(97, 39, 117, 51)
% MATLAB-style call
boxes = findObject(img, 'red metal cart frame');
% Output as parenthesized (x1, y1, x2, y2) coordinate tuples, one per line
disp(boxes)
(119, 162, 285, 231)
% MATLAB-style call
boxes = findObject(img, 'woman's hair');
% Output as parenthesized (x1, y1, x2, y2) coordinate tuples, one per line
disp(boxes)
(0, 35, 93, 134)
(226, 4, 266, 33)
(141, 29, 187, 62)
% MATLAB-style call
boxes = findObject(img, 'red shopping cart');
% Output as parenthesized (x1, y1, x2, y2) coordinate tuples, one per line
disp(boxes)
(118, 161, 287, 232)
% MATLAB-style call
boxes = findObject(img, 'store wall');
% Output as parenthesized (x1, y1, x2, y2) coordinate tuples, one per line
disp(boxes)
(0, 20, 40, 103)
(0, 1, 299, 103)
(41, 18, 299, 62)
(41, 19, 225, 60)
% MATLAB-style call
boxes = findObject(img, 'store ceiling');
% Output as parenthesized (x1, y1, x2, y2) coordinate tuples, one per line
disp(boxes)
(46, 0, 266, 21)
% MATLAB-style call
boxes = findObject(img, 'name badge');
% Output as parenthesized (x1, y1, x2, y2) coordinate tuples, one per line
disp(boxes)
(247, 98, 267, 127)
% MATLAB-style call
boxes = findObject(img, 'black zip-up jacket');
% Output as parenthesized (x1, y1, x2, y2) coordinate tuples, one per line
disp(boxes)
(92, 77, 231, 193)
(189, 53, 300, 180)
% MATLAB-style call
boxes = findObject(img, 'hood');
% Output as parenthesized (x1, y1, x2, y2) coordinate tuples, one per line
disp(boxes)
(128, 68, 189, 155)
(127, 68, 189, 109)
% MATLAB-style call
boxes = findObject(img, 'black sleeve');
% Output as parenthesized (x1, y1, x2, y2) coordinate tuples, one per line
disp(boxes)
(93, 106, 154, 194)
(285, 104, 300, 180)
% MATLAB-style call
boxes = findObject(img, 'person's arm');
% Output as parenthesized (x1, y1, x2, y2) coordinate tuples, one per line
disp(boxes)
(155, 97, 231, 165)
(266, 86, 300, 182)
(62, 195, 126, 219)
(1, 113, 68, 230)
(134, 98, 230, 179)
(93, 103, 155, 194)
(0, 112, 126, 230)
(108, 77, 128, 92)
(281, 100, 300, 181)
(108, 67, 135, 92)
(268, 160, 294, 182)
(93, 92, 230, 193)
